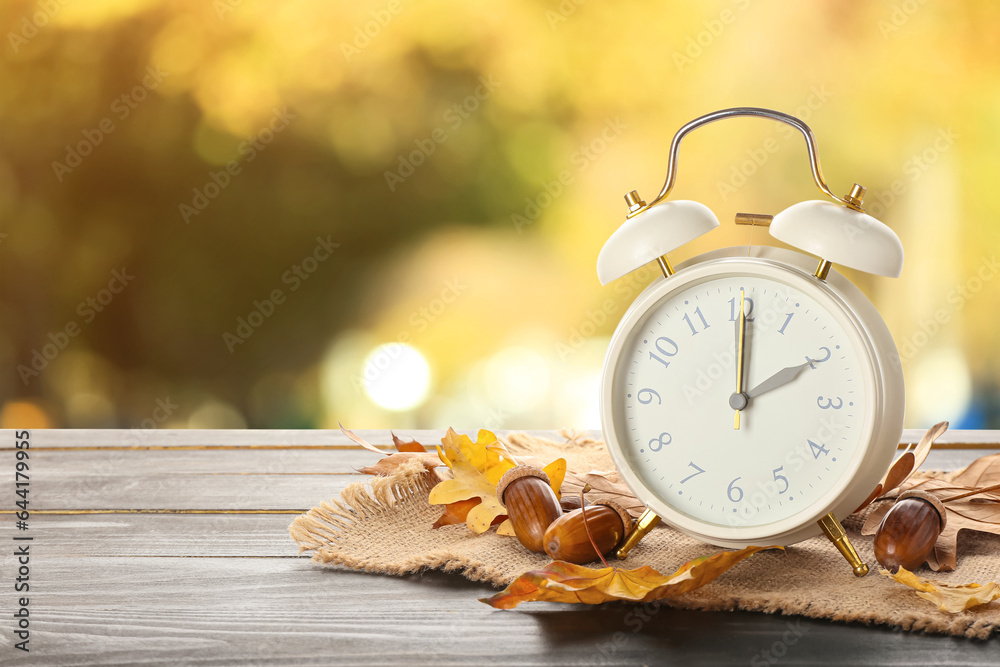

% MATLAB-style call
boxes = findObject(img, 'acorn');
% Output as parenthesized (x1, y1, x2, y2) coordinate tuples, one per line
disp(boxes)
(873, 490, 947, 572)
(543, 499, 634, 564)
(497, 465, 563, 552)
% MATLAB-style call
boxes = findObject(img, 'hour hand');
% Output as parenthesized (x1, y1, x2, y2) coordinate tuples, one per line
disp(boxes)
(746, 361, 811, 399)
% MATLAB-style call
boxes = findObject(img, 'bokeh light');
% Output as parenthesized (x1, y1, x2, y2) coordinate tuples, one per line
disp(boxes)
(362, 343, 432, 412)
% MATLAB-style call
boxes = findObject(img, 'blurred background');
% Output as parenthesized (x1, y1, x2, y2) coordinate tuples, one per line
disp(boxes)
(1, 0, 999, 431)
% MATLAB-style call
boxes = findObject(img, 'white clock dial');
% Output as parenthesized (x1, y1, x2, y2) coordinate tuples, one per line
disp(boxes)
(610, 265, 876, 535)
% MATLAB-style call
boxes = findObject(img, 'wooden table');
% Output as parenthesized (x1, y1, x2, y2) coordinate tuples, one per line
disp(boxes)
(1, 428, 997, 665)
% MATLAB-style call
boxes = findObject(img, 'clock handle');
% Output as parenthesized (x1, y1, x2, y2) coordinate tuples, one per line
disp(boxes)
(641, 107, 859, 213)
(614, 508, 661, 560)
(818, 512, 870, 577)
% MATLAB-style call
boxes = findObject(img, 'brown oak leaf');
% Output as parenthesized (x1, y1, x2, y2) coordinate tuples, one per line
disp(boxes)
(854, 421, 948, 513)
(481, 546, 780, 609)
(341, 425, 442, 476)
(561, 470, 645, 518)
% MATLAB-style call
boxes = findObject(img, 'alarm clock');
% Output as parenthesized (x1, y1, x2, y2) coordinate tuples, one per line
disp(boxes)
(597, 108, 905, 576)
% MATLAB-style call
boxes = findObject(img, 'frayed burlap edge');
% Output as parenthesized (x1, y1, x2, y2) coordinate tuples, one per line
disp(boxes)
(289, 434, 1000, 640)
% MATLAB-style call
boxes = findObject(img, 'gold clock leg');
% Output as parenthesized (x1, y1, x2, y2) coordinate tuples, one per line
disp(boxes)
(817, 512, 869, 577)
(615, 509, 661, 559)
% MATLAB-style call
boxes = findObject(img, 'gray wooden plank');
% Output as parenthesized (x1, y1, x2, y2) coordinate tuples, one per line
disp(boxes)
(0, 557, 994, 666)
(0, 514, 300, 557)
(3, 429, 998, 450)
(8, 472, 346, 511)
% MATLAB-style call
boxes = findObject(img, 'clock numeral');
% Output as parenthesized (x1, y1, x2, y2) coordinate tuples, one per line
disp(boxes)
(680, 461, 705, 484)
(727, 477, 744, 503)
(777, 312, 794, 335)
(728, 296, 755, 322)
(648, 336, 679, 369)
(772, 466, 789, 494)
(805, 346, 832, 369)
(683, 307, 710, 336)
(648, 432, 672, 452)
(808, 439, 830, 459)
(817, 395, 843, 410)
(636, 388, 661, 405)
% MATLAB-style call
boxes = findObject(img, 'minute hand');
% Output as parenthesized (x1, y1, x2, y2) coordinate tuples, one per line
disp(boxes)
(746, 361, 812, 399)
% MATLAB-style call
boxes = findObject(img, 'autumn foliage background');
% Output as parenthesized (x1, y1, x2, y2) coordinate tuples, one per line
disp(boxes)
(2, 0, 1000, 430)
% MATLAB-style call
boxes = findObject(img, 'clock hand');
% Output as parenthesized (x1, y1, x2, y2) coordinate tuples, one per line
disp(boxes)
(746, 360, 812, 399)
(731, 289, 748, 429)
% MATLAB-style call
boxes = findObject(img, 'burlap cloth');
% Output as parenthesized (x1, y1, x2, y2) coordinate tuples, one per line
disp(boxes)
(289, 432, 1000, 639)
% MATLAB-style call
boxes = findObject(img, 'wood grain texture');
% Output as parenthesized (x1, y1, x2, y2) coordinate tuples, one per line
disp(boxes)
(0, 429, 996, 665)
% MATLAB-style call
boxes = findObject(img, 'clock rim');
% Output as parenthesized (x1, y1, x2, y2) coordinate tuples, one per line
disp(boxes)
(600, 246, 904, 547)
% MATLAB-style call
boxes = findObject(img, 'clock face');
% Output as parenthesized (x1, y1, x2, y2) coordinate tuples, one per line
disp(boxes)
(608, 261, 878, 537)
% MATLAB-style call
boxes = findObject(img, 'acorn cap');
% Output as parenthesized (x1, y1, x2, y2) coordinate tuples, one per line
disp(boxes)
(593, 499, 635, 543)
(496, 465, 550, 507)
(898, 489, 947, 530)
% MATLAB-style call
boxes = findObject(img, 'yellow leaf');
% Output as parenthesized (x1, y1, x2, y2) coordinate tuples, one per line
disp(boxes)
(496, 519, 515, 536)
(481, 546, 780, 609)
(428, 428, 518, 534)
(881, 567, 1000, 613)
(542, 458, 566, 500)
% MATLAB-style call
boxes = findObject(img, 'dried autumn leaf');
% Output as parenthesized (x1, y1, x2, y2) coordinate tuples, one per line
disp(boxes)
(431, 498, 511, 530)
(562, 470, 645, 518)
(340, 423, 385, 455)
(358, 452, 442, 476)
(391, 432, 427, 453)
(855, 422, 948, 513)
(432, 498, 481, 529)
(542, 458, 567, 499)
(950, 451, 1000, 488)
(341, 425, 441, 476)
(481, 546, 780, 609)
(880, 567, 1000, 613)
(428, 429, 518, 533)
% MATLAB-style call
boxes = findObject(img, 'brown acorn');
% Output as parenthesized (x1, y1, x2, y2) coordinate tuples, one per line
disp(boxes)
(543, 500, 633, 564)
(873, 490, 946, 572)
(497, 465, 562, 552)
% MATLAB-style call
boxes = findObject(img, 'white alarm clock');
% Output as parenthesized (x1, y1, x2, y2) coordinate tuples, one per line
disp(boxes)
(598, 108, 905, 576)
